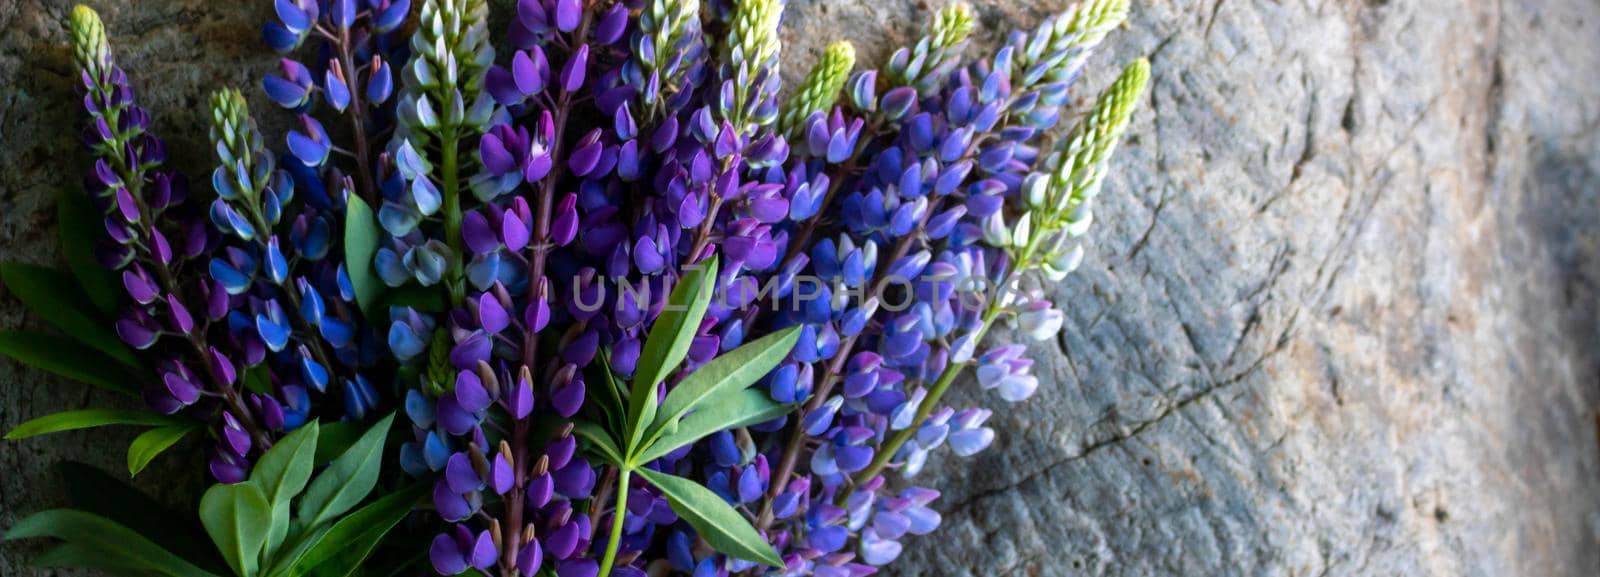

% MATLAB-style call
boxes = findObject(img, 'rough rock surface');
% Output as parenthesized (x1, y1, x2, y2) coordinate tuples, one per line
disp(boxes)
(4, 0, 1600, 576)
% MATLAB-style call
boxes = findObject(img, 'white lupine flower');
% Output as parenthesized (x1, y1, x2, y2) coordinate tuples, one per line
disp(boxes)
(1017, 306, 1064, 340)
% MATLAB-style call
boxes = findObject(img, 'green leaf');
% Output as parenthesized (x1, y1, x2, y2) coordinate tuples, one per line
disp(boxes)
(278, 484, 426, 577)
(635, 389, 794, 465)
(7, 409, 186, 440)
(378, 284, 448, 312)
(58, 188, 125, 314)
(6, 509, 221, 577)
(252, 422, 320, 508)
(0, 330, 140, 395)
(32, 541, 169, 577)
(635, 468, 785, 567)
(201, 482, 274, 577)
(57, 461, 227, 572)
(243, 364, 274, 395)
(571, 420, 623, 465)
(128, 423, 198, 476)
(344, 195, 382, 316)
(649, 326, 800, 441)
(313, 420, 363, 463)
(296, 413, 393, 528)
(628, 256, 718, 452)
(586, 351, 626, 435)
(250, 422, 318, 561)
(1, 262, 141, 368)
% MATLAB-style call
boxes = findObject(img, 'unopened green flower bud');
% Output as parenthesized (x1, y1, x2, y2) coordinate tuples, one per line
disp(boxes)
(1047, 58, 1148, 220)
(721, 0, 786, 130)
(1011, 0, 1130, 90)
(69, 5, 110, 77)
(727, 0, 784, 77)
(887, 3, 975, 94)
(779, 41, 857, 138)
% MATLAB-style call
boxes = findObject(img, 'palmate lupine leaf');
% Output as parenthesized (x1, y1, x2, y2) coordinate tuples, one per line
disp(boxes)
(643, 326, 800, 447)
(270, 483, 427, 577)
(634, 388, 793, 465)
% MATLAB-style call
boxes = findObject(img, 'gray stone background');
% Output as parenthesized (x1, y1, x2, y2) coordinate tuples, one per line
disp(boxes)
(3, 0, 1599, 575)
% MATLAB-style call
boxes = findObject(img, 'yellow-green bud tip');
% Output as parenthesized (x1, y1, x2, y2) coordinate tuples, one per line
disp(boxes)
(823, 41, 857, 70)
(70, 5, 110, 72)
(932, 3, 976, 48)
(779, 41, 858, 137)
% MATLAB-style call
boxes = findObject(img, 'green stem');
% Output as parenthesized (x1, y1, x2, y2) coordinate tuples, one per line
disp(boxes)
(440, 129, 465, 305)
(596, 466, 632, 577)
(837, 234, 1046, 503)
(836, 306, 1000, 503)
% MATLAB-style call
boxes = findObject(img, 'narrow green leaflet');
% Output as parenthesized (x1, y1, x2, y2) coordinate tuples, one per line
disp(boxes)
(32, 541, 168, 577)
(281, 483, 426, 577)
(5, 509, 221, 577)
(313, 420, 362, 463)
(252, 422, 320, 507)
(587, 351, 626, 435)
(128, 423, 199, 476)
(635, 467, 785, 567)
(628, 256, 718, 451)
(571, 420, 624, 465)
(250, 421, 318, 561)
(344, 195, 383, 315)
(648, 327, 800, 442)
(0, 330, 140, 395)
(201, 482, 273, 577)
(7, 409, 186, 440)
(297, 412, 393, 528)
(58, 187, 125, 314)
(0, 262, 140, 367)
(243, 364, 274, 395)
(635, 389, 793, 465)
(379, 284, 448, 312)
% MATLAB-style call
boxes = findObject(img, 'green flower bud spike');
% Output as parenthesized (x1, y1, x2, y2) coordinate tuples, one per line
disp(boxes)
(1016, 57, 1148, 279)
(886, 2, 976, 95)
(1010, 0, 1131, 91)
(721, 0, 785, 131)
(778, 41, 857, 138)
(70, 5, 110, 78)
(208, 88, 271, 201)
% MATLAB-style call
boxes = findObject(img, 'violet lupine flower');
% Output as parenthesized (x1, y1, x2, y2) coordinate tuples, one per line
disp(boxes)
(70, 5, 276, 483)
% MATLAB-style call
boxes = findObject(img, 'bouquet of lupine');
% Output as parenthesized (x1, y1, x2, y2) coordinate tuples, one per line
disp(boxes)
(2, 0, 1148, 576)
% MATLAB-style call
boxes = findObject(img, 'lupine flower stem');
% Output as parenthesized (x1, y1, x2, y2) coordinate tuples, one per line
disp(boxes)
(837, 285, 1007, 503)
(499, 3, 600, 571)
(594, 467, 632, 577)
(441, 127, 465, 304)
(336, 28, 378, 204)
